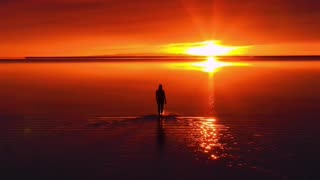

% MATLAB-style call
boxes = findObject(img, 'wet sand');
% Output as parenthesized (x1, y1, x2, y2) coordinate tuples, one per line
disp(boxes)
(0, 115, 273, 179)
(1, 114, 320, 179)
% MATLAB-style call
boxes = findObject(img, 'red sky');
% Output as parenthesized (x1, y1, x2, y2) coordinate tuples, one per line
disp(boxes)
(1, 0, 320, 57)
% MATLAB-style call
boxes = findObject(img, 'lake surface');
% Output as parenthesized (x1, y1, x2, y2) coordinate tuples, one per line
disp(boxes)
(1, 59, 320, 179)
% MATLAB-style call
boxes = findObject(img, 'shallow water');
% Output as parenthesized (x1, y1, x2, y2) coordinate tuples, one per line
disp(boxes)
(1, 59, 320, 179)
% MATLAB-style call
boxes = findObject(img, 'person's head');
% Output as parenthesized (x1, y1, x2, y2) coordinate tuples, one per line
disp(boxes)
(158, 84, 163, 90)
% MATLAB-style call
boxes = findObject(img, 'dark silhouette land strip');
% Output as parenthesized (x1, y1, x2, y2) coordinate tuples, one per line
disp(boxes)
(1, 55, 320, 63)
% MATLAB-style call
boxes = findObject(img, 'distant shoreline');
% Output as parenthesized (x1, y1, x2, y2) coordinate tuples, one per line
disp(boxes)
(1, 55, 320, 62)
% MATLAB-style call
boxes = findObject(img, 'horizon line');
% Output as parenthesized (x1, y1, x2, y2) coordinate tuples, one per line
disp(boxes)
(1, 55, 320, 62)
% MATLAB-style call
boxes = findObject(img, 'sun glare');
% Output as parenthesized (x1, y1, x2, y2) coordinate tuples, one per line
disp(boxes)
(186, 41, 238, 56)
(166, 40, 250, 73)
(163, 40, 250, 56)
(192, 57, 231, 73)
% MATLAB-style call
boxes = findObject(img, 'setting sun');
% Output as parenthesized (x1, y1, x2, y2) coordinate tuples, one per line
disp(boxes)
(186, 41, 239, 56)
(163, 40, 250, 56)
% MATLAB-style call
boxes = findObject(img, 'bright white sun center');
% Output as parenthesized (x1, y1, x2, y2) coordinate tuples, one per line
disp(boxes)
(186, 41, 237, 56)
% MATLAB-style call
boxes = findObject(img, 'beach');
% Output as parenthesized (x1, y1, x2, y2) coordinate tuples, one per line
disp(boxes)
(1, 59, 320, 179)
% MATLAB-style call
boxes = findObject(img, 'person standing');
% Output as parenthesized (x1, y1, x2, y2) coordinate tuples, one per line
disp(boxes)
(156, 84, 167, 116)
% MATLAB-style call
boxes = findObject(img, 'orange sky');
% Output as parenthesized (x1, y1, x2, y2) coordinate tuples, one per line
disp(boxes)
(1, 0, 320, 57)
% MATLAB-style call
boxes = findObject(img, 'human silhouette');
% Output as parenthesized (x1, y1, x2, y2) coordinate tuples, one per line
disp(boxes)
(156, 84, 167, 116)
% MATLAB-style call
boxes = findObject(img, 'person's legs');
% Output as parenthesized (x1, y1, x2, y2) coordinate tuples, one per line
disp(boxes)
(160, 103, 164, 115)
(157, 103, 161, 115)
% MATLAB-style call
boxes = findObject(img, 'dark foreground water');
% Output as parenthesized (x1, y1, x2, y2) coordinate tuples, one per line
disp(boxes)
(0, 59, 320, 179)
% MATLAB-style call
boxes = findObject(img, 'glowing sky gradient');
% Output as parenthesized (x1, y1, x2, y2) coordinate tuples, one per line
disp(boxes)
(1, 0, 320, 57)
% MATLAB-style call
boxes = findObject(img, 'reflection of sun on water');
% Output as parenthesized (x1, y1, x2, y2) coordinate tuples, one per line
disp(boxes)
(192, 57, 231, 73)
(169, 56, 249, 74)
(186, 117, 231, 161)
(198, 118, 221, 160)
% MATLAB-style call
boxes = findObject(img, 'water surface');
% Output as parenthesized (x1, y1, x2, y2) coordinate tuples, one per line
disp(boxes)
(1, 59, 320, 179)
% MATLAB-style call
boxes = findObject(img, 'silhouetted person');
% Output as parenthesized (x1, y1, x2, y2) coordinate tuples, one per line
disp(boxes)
(156, 84, 167, 116)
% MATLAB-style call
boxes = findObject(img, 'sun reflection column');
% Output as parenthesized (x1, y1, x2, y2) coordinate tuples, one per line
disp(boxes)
(208, 66, 216, 116)
(192, 56, 249, 115)
(193, 117, 227, 161)
(198, 56, 224, 116)
(167, 56, 249, 116)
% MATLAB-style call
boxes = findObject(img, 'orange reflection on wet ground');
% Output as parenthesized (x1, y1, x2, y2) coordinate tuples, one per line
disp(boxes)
(197, 118, 222, 160)
(180, 117, 233, 161)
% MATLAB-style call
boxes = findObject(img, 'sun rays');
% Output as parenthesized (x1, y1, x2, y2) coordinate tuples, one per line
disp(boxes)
(162, 40, 250, 56)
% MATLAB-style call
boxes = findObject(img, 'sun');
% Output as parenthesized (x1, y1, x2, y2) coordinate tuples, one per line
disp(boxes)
(186, 41, 239, 56)
(163, 40, 249, 56)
